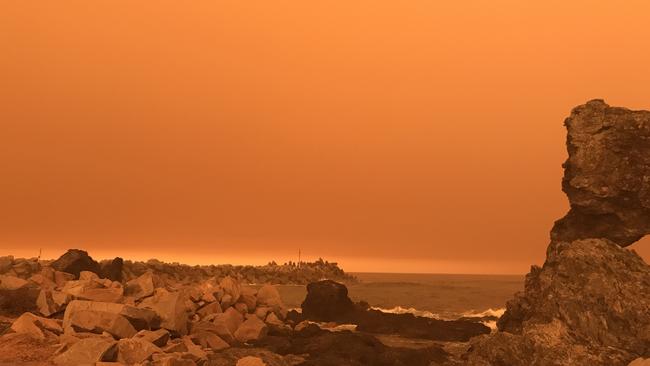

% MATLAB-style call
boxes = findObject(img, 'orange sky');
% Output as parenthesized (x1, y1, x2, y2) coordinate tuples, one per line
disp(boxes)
(1, 1, 649, 274)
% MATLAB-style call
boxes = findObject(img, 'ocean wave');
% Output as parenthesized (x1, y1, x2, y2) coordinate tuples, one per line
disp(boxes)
(370, 306, 442, 319)
(460, 308, 506, 318)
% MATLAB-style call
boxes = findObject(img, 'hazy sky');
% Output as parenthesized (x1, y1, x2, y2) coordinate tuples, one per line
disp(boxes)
(2, 1, 649, 273)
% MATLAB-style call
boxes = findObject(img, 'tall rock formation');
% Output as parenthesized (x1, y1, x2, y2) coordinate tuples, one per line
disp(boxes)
(551, 99, 650, 246)
(463, 100, 650, 366)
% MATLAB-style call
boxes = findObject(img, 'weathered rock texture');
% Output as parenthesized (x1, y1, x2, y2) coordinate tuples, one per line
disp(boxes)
(464, 100, 650, 366)
(551, 99, 650, 246)
(464, 239, 650, 365)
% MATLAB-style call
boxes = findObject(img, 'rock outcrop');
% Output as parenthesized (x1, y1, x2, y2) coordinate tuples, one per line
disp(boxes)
(50, 249, 102, 279)
(551, 99, 650, 246)
(301, 280, 356, 321)
(464, 100, 650, 366)
(464, 239, 650, 365)
(298, 279, 490, 342)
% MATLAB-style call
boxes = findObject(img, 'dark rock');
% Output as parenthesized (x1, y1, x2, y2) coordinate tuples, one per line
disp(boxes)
(551, 99, 650, 246)
(466, 239, 650, 365)
(255, 325, 449, 366)
(353, 309, 490, 342)
(50, 249, 101, 279)
(301, 280, 356, 321)
(207, 347, 294, 366)
(101, 257, 123, 282)
(299, 280, 489, 342)
(464, 100, 650, 366)
(0, 276, 39, 316)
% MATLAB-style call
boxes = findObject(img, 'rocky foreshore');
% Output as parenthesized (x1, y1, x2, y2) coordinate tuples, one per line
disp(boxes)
(0, 249, 490, 366)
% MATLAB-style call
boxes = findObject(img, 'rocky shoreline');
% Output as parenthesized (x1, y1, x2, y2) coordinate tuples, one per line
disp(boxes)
(0, 249, 488, 366)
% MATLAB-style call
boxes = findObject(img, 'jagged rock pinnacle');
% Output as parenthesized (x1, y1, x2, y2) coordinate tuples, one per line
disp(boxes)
(551, 99, 650, 246)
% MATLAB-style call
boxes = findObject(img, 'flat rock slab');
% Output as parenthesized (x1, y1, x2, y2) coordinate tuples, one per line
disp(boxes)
(53, 337, 117, 366)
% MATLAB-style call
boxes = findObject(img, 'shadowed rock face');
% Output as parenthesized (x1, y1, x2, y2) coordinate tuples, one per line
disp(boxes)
(463, 100, 650, 366)
(51, 249, 102, 279)
(298, 279, 490, 342)
(551, 99, 650, 246)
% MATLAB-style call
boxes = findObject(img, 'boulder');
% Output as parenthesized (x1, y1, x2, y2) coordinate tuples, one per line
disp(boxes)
(551, 100, 650, 246)
(466, 239, 650, 365)
(116, 338, 162, 364)
(10, 312, 63, 339)
(256, 285, 281, 308)
(220, 294, 234, 309)
(191, 330, 230, 350)
(196, 301, 222, 318)
(161, 339, 189, 353)
(29, 273, 56, 289)
(79, 270, 100, 281)
(12, 258, 40, 278)
(63, 300, 160, 333)
(234, 316, 268, 343)
(0, 256, 13, 273)
(181, 335, 208, 360)
(255, 307, 270, 320)
(220, 276, 241, 303)
(265, 312, 283, 326)
(240, 287, 258, 310)
(234, 302, 248, 314)
(134, 328, 171, 347)
(215, 307, 244, 335)
(62, 279, 124, 303)
(237, 356, 267, 366)
(125, 271, 161, 301)
(0, 275, 40, 315)
(54, 270, 76, 288)
(192, 319, 235, 344)
(51, 249, 102, 279)
(629, 359, 650, 366)
(36, 289, 70, 316)
(139, 288, 188, 335)
(151, 357, 197, 366)
(0, 274, 28, 290)
(101, 257, 124, 282)
(53, 336, 117, 366)
(301, 280, 356, 322)
(67, 309, 137, 339)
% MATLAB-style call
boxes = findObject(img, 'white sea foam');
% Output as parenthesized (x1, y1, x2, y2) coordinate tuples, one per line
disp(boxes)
(370, 306, 442, 319)
(460, 308, 506, 319)
(482, 320, 498, 330)
(371, 306, 506, 330)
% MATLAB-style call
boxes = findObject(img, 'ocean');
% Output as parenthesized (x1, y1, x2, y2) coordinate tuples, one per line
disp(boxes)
(275, 272, 524, 323)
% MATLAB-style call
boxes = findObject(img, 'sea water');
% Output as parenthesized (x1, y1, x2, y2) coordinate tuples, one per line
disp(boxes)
(275, 272, 524, 324)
